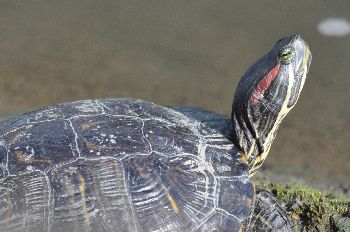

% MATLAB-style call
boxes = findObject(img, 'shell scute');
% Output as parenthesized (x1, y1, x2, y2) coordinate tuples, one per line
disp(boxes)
(123, 152, 218, 231)
(205, 146, 248, 177)
(5, 120, 77, 175)
(72, 115, 151, 159)
(48, 158, 137, 232)
(217, 178, 254, 221)
(143, 119, 199, 155)
(195, 210, 242, 232)
(0, 145, 6, 179)
(0, 171, 50, 232)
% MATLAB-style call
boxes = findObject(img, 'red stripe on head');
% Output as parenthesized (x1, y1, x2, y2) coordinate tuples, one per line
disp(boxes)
(250, 64, 280, 104)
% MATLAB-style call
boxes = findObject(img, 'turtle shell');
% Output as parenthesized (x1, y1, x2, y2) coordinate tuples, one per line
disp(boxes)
(0, 98, 254, 232)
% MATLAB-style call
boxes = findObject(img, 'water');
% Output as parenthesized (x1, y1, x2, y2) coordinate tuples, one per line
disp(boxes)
(318, 18, 350, 37)
(0, 0, 349, 191)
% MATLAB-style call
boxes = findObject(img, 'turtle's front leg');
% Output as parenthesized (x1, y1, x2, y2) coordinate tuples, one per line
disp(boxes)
(246, 189, 292, 232)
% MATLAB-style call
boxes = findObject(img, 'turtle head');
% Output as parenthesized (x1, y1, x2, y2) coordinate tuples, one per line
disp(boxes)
(231, 35, 312, 176)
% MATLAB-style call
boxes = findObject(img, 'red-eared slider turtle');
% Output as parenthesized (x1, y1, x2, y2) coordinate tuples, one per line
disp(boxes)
(0, 35, 311, 232)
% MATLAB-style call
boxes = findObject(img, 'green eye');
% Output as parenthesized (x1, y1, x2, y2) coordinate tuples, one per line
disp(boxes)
(279, 47, 295, 64)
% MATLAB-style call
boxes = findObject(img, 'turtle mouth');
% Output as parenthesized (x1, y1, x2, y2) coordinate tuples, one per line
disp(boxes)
(306, 53, 312, 72)
(287, 71, 304, 107)
(287, 41, 312, 108)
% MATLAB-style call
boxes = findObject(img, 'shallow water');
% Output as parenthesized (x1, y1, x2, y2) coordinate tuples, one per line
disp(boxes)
(0, 0, 349, 190)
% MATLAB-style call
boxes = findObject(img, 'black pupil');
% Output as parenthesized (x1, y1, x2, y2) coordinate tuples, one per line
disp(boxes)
(282, 51, 291, 58)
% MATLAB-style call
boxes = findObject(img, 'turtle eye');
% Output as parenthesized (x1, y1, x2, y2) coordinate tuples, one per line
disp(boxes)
(279, 47, 295, 64)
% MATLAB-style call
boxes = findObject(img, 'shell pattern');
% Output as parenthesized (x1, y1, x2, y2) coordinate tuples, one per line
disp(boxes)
(0, 98, 254, 232)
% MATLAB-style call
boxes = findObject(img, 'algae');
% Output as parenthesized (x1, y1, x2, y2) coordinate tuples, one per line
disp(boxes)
(257, 183, 350, 231)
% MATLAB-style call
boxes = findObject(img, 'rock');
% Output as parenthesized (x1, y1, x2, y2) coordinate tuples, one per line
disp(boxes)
(331, 215, 350, 232)
(253, 171, 350, 231)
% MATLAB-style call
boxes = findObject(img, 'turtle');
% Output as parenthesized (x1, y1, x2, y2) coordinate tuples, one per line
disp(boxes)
(0, 35, 311, 232)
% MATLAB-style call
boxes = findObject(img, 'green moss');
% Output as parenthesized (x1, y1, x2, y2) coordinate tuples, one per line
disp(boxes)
(257, 183, 349, 229)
